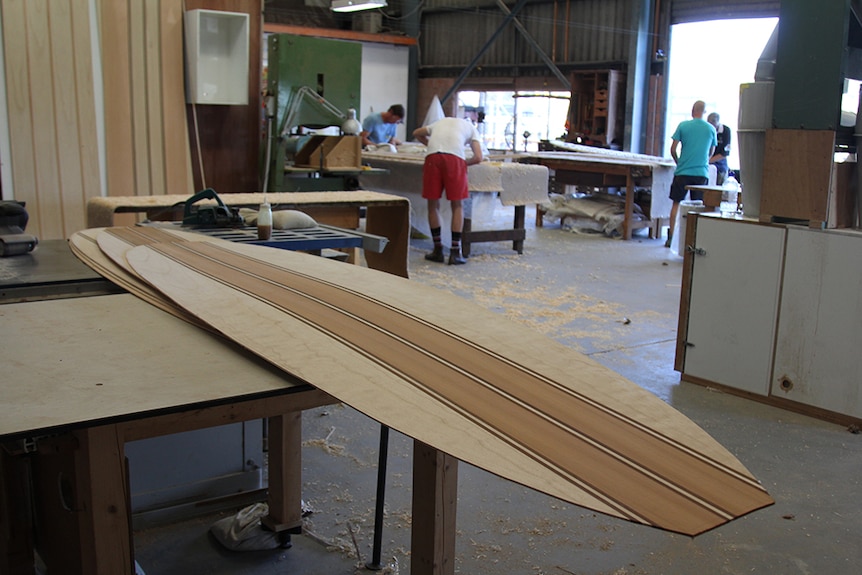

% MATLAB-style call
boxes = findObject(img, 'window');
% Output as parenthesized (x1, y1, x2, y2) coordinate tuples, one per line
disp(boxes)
(458, 91, 570, 152)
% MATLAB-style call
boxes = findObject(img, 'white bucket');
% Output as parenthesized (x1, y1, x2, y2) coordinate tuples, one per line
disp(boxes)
(672, 200, 706, 256)
(738, 82, 774, 218)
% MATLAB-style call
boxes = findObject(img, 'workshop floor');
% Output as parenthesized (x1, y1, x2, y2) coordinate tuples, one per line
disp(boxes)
(133, 202, 862, 575)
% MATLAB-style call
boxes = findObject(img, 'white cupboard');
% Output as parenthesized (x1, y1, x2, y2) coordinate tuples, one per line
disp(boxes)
(678, 215, 862, 423)
(771, 227, 862, 418)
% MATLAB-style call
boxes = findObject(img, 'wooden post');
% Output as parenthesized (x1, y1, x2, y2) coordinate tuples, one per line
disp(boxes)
(262, 413, 303, 533)
(411, 441, 458, 575)
(0, 447, 34, 574)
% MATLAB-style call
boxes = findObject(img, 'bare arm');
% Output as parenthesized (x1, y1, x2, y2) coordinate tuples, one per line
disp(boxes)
(670, 140, 680, 163)
(467, 140, 483, 166)
(360, 130, 374, 147)
(413, 126, 430, 145)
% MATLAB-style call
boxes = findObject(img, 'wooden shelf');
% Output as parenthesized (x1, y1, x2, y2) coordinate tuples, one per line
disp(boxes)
(566, 70, 624, 147)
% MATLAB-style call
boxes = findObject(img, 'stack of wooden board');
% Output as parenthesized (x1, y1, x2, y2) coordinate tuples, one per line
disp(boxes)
(69, 226, 773, 536)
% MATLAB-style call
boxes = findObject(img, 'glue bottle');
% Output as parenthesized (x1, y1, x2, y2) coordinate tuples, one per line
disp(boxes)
(257, 202, 272, 240)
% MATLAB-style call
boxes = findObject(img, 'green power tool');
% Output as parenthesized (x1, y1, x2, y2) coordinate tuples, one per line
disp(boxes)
(182, 188, 244, 227)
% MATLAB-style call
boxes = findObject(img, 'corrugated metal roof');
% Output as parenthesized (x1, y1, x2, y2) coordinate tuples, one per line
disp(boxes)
(670, 0, 779, 24)
(419, 0, 632, 76)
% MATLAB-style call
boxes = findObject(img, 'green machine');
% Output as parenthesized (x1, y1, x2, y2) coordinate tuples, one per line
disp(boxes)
(265, 34, 363, 192)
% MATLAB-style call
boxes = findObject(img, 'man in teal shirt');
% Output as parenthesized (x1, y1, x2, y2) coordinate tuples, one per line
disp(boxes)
(666, 100, 717, 247)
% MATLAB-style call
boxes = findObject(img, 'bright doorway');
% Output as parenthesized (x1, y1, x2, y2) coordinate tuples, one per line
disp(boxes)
(664, 18, 778, 170)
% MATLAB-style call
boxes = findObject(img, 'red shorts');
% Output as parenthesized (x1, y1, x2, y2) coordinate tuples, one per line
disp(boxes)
(422, 153, 469, 201)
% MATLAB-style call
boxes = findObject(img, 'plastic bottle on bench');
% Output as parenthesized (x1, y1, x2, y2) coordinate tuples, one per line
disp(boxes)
(720, 177, 740, 214)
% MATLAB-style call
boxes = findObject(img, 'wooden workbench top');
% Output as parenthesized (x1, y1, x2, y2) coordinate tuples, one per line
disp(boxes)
(0, 294, 309, 440)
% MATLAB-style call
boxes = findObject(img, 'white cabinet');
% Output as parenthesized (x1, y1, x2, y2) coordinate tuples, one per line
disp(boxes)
(682, 217, 785, 395)
(184, 9, 249, 105)
(772, 227, 862, 418)
(679, 216, 862, 423)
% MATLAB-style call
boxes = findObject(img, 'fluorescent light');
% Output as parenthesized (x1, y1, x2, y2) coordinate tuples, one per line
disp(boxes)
(331, 0, 386, 13)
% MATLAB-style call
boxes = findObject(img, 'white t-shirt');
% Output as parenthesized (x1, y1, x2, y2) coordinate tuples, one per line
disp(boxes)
(425, 118, 481, 160)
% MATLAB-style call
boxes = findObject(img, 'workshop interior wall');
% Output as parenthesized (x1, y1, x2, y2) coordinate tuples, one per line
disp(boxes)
(360, 42, 409, 144)
(99, 0, 194, 210)
(1, 0, 103, 240)
(0, 0, 261, 240)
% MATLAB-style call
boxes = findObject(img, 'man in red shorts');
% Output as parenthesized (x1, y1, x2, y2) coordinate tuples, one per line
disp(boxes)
(412, 117, 484, 265)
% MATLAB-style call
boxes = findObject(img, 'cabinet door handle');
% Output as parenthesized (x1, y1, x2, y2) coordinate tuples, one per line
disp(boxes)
(686, 245, 707, 256)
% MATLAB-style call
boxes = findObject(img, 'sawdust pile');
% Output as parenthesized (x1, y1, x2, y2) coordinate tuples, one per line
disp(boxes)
(409, 252, 658, 353)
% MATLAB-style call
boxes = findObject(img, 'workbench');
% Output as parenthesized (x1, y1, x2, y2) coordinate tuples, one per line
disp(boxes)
(0, 293, 334, 574)
(86, 191, 410, 278)
(684, 184, 740, 211)
(516, 146, 675, 240)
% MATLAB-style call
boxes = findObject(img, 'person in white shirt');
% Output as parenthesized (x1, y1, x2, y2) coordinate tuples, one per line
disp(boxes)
(412, 118, 483, 265)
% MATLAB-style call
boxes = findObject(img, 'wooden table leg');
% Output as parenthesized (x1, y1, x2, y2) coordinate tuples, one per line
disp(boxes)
(32, 425, 133, 575)
(462, 218, 473, 257)
(624, 171, 634, 240)
(513, 205, 525, 254)
(262, 413, 303, 535)
(411, 441, 457, 575)
(1, 447, 34, 575)
(365, 204, 411, 278)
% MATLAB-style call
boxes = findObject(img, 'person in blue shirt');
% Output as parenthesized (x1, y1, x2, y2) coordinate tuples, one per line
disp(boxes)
(360, 104, 405, 148)
(666, 100, 717, 247)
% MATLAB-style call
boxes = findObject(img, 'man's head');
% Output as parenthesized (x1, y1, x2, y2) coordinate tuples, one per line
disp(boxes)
(692, 100, 706, 119)
(707, 112, 720, 128)
(382, 104, 405, 124)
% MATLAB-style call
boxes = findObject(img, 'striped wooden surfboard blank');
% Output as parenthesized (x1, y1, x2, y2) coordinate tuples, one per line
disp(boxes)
(87, 226, 773, 536)
(69, 227, 209, 329)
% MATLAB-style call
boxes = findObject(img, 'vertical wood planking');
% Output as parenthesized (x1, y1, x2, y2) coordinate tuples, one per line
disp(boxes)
(48, 0, 87, 236)
(70, 0, 102, 213)
(25, 0, 64, 239)
(144, 0, 166, 196)
(161, 0, 194, 196)
(100, 0, 136, 198)
(1, 0, 38, 222)
(128, 0, 151, 197)
(1, 0, 196, 236)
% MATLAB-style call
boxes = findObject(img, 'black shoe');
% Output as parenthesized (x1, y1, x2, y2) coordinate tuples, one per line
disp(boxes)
(448, 249, 467, 265)
(425, 246, 445, 262)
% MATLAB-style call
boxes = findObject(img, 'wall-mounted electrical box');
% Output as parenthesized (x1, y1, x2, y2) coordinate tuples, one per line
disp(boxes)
(184, 9, 249, 105)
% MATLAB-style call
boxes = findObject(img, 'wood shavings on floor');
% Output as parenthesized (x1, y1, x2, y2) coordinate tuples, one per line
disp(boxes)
(409, 251, 663, 354)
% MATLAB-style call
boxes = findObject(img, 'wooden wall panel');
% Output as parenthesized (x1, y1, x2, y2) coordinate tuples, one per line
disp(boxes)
(144, 0, 166, 196)
(99, 0, 193, 201)
(26, 0, 63, 238)
(2, 0, 250, 238)
(160, 0, 194, 195)
(2, 0, 39, 223)
(70, 1, 102, 229)
(129, 0, 152, 197)
(760, 129, 835, 226)
(49, 1, 87, 234)
(2, 0, 103, 239)
(98, 0, 136, 199)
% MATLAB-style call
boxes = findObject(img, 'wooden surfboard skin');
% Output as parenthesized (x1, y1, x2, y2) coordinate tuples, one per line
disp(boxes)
(80, 227, 773, 536)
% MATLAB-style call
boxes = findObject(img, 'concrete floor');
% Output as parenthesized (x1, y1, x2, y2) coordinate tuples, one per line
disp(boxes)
(133, 203, 862, 575)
